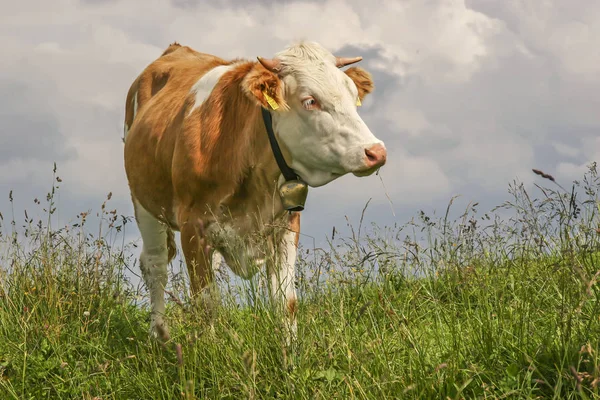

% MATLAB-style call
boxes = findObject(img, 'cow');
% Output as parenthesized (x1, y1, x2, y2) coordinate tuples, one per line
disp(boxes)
(123, 40, 387, 343)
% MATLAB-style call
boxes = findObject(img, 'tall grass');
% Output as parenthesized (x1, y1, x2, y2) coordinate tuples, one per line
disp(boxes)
(1, 163, 600, 399)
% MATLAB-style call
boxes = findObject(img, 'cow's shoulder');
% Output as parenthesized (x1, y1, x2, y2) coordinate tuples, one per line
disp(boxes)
(128, 45, 231, 127)
(143, 46, 227, 98)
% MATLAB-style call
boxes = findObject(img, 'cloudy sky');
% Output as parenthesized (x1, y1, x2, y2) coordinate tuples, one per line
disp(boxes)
(2, 0, 599, 262)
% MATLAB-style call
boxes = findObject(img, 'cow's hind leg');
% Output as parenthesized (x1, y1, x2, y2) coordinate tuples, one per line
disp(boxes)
(133, 198, 175, 341)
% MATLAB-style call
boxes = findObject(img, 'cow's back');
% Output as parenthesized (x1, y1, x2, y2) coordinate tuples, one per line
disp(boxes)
(123, 43, 227, 224)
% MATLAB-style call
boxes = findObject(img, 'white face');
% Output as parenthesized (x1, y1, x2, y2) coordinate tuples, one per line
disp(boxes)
(272, 62, 387, 188)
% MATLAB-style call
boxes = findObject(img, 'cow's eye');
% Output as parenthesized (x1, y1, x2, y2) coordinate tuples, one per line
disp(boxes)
(302, 97, 318, 110)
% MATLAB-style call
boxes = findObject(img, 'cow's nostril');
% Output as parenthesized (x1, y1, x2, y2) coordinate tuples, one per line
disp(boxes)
(365, 148, 378, 162)
(364, 143, 387, 167)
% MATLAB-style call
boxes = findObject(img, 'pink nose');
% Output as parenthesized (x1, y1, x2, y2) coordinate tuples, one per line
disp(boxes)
(364, 143, 387, 169)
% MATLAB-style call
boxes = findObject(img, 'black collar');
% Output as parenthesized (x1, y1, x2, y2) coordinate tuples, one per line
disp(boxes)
(261, 107, 299, 182)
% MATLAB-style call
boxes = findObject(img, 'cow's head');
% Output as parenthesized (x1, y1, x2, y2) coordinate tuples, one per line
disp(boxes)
(243, 41, 387, 188)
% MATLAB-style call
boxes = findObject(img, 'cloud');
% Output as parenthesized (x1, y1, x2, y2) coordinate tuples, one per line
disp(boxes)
(0, 0, 598, 258)
(556, 136, 600, 182)
(552, 142, 581, 159)
(468, 0, 600, 81)
(0, 81, 76, 166)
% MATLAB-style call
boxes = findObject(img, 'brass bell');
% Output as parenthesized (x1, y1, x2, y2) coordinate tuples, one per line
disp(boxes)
(279, 179, 309, 211)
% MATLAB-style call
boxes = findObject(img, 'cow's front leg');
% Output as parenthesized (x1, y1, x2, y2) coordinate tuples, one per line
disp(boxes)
(179, 213, 219, 327)
(268, 213, 300, 346)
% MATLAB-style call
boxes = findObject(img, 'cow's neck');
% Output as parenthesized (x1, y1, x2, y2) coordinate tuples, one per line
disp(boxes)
(205, 62, 287, 221)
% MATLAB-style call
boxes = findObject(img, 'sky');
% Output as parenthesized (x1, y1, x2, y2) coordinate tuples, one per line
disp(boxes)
(1, 0, 599, 275)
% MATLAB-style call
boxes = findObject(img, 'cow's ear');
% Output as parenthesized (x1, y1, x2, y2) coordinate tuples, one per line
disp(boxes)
(242, 64, 289, 111)
(344, 67, 374, 103)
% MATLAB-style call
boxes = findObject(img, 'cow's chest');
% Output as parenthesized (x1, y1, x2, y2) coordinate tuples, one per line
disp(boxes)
(205, 214, 287, 279)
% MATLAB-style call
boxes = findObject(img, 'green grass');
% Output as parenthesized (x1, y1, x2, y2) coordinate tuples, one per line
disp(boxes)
(1, 164, 600, 399)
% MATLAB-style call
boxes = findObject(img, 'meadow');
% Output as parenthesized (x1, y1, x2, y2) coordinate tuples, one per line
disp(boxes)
(1, 164, 600, 399)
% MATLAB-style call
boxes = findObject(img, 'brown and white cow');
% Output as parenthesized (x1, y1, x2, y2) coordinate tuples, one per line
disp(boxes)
(123, 41, 386, 342)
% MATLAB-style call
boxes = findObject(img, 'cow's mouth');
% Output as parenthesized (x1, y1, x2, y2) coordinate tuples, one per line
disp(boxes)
(352, 166, 381, 177)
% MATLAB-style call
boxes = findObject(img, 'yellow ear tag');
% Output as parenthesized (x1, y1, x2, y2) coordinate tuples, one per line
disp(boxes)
(263, 90, 279, 110)
(356, 97, 362, 106)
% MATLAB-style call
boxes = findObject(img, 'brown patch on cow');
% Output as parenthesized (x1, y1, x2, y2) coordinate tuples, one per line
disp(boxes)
(344, 67, 374, 100)
(287, 297, 298, 318)
(151, 70, 170, 96)
(288, 211, 301, 248)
